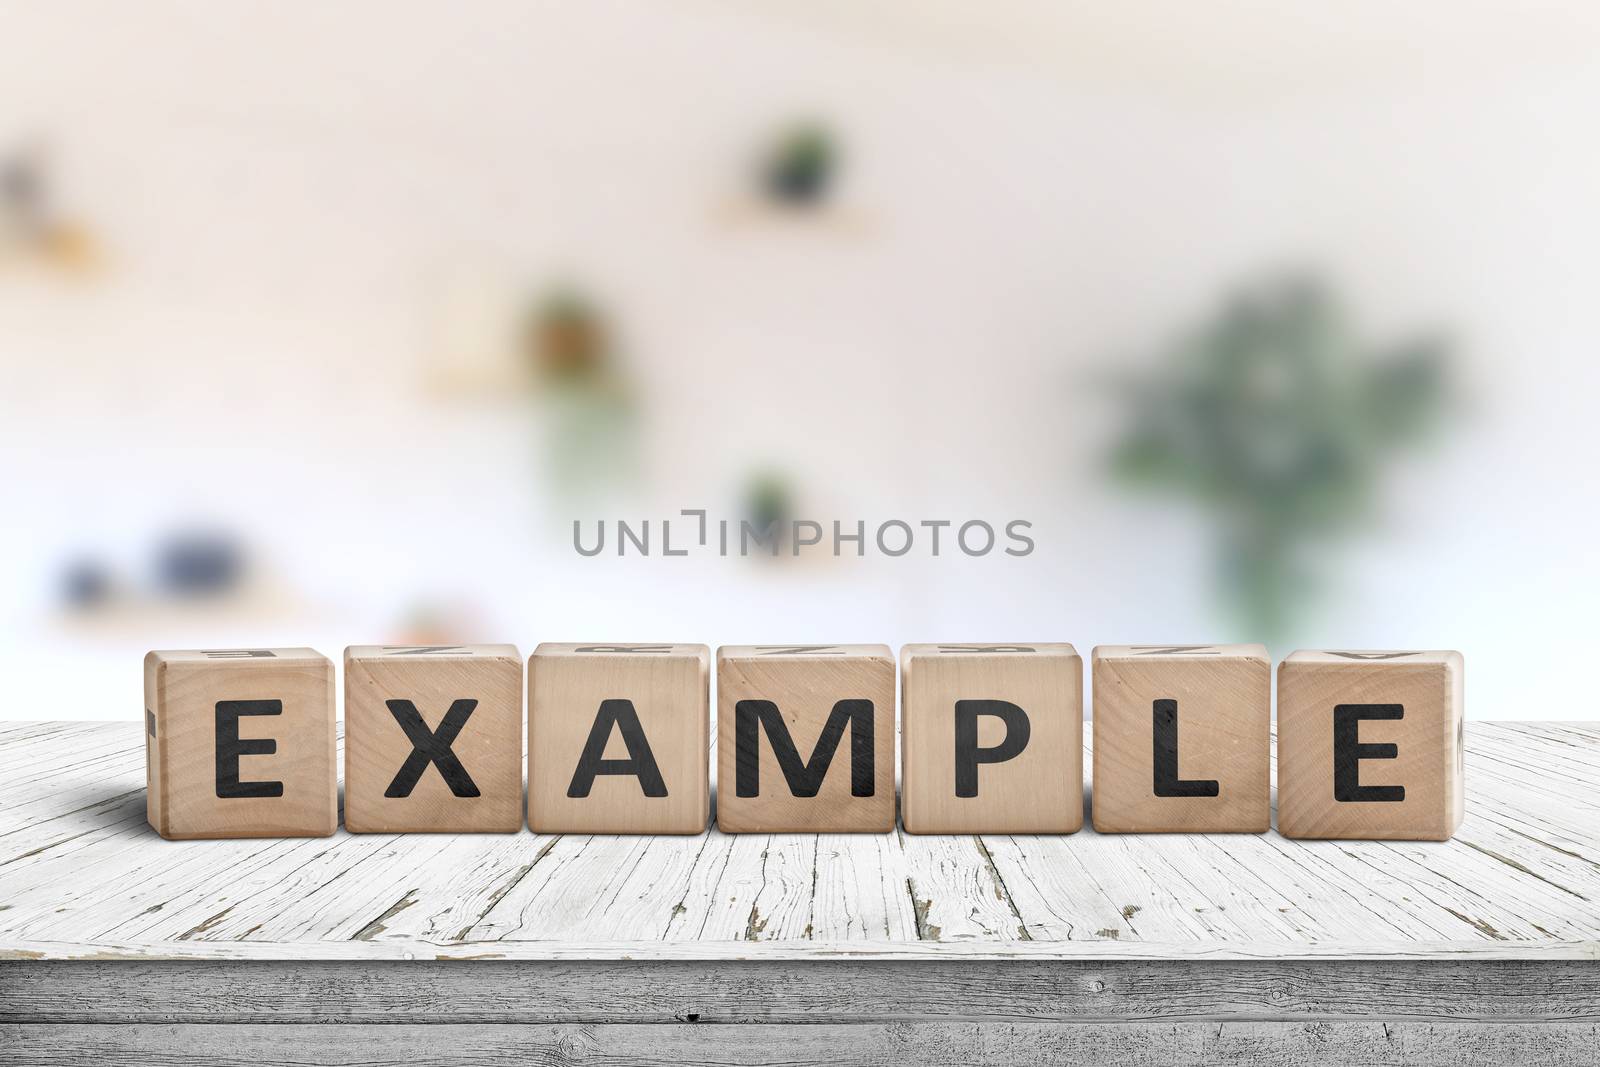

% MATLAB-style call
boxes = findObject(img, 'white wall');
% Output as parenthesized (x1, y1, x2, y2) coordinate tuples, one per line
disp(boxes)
(3, 2, 1597, 720)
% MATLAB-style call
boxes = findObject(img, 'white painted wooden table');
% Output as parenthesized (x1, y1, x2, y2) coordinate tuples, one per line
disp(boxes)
(1, 720, 1596, 1065)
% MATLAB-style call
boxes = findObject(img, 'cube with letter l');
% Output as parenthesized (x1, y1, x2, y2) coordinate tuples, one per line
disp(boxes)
(1092, 644, 1270, 834)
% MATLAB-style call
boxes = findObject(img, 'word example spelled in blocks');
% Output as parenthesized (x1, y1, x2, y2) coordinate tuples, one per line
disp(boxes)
(900, 644, 1083, 834)
(1278, 650, 1465, 841)
(1092, 645, 1270, 833)
(344, 645, 524, 833)
(717, 645, 895, 833)
(144, 648, 336, 840)
(528, 644, 710, 833)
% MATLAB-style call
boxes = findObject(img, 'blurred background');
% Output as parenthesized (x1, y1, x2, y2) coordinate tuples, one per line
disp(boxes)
(3, 1, 1595, 721)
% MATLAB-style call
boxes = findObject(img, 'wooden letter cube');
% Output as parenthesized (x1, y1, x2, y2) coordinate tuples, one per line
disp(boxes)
(1278, 650, 1464, 841)
(529, 644, 709, 834)
(900, 644, 1083, 834)
(344, 645, 524, 833)
(144, 647, 335, 840)
(717, 645, 894, 833)
(1092, 645, 1270, 833)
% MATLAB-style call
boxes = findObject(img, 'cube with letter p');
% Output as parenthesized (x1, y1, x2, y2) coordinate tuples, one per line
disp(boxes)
(900, 643, 1083, 834)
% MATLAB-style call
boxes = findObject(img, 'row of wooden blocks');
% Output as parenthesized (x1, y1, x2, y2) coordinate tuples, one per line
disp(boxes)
(143, 643, 1465, 841)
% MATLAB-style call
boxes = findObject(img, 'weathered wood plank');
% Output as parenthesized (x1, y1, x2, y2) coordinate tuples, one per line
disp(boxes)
(85, 835, 370, 943)
(4, 1020, 1597, 1067)
(4, 960, 1597, 1024)
(899, 830, 1027, 941)
(742, 832, 820, 940)
(660, 821, 746, 940)
(809, 832, 919, 941)
(470, 835, 703, 941)
(1, 722, 1598, 963)
(242, 832, 478, 942)
(514, 834, 711, 942)
(356, 833, 556, 943)
(977, 834, 1138, 941)
(3, 935, 1596, 962)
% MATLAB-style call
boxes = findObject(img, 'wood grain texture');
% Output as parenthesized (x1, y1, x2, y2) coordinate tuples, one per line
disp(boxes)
(8, 959, 1598, 1024)
(4, 1020, 1597, 1067)
(900, 644, 1083, 834)
(343, 645, 523, 833)
(1092, 644, 1270, 833)
(716, 645, 895, 833)
(529, 644, 709, 834)
(142, 649, 335, 840)
(1278, 651, 1465, 841)
(2, 721, 1597, 962)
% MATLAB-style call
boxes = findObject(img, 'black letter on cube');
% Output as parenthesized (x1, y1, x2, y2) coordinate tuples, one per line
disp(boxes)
(954, 699, 1030, 797)
(385, 699, 481, 798)
(1152, 699, 1220, 798)
(567, 699, 669, 798)
(215, 699, 285, 799)
(734, 699, 875, 798)
(1333, 704, 1405, 802)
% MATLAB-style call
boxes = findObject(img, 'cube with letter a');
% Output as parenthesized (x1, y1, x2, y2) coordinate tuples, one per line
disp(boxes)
(529, 644, 710, 834)
(717, 644, 895, 833)
(1277, 650, 1465, 841)
(344, 644, 524, 833)
(1092, 644, 1270, 833)
(900, 644, 1083, 834)
(144, 648, 336, 840)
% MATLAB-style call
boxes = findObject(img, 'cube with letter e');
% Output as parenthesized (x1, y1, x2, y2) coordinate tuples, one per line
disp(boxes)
(529, 644, 709, 834)
(144, 648, 336, 840)
(1277, 650, 1465, 840)
(344, 644, 524, 833)
(717, 645, 895, 833)
(900, 643, 1083, 834)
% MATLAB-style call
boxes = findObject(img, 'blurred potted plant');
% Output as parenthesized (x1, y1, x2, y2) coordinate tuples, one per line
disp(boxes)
(531, 289, 609, 384)
(760, 122, 838, 208)
(743, 469, 795, 557)
(1107, 275, 1457, 642)
(525, 286, 638, 495)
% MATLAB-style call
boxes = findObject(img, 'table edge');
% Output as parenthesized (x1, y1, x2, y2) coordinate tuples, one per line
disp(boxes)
(3, 938, 1597, 963)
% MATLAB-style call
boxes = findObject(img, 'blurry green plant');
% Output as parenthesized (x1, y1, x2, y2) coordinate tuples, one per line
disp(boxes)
(524, 286, 638, 495)
(761, 122, 837, 207)
(745, 470, 794, 542)
(528, 288, 609, 386)
(1107, 276, 1456, 642)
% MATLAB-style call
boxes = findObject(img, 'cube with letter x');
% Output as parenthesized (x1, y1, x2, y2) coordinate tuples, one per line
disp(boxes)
(900, 643, 1083, 834)
(144, 648, 336, 840)
(1277, 650, 1465, 840)
(344, 645, 524, 833)
(528, 643, 710, 834)
(717, 644, 895, 833)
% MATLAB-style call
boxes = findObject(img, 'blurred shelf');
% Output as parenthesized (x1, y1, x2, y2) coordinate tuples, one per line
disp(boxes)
(51, 578, 318, 641)
(710, 194, 880, 239)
